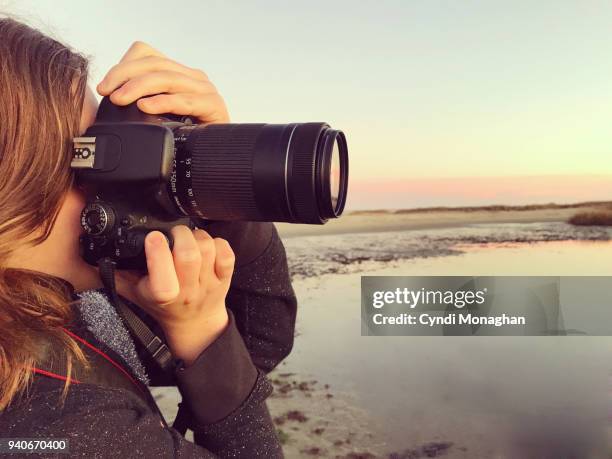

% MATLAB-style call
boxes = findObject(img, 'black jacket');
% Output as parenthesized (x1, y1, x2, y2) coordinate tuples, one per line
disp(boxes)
(0, 222, 297, 458)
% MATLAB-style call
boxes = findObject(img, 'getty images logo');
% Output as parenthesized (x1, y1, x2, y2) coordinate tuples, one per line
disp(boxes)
(372, 287, 488, 309)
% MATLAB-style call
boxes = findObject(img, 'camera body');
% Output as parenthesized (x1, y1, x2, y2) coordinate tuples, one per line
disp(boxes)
(72, 98, 196, 270)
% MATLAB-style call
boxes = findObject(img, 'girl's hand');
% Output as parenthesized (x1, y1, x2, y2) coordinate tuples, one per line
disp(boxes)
(100, 42, 234, 364)
(96, 41, 230, 124)
(115, 226, 235, 366)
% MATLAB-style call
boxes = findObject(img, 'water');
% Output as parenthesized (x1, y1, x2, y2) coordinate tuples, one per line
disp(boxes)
(281, 225, 612, 457)
(282, 221, 612, 279)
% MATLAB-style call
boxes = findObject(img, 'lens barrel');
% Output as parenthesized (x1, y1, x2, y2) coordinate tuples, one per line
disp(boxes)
(169, 122, 348, 224)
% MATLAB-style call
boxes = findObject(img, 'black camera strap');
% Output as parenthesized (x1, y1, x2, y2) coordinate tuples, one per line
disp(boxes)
(97, 257, 191, 435)
(97, 258, 174, 371)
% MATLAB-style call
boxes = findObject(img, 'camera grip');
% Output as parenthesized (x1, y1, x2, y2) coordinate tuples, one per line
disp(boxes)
(79, 222, 192, 272)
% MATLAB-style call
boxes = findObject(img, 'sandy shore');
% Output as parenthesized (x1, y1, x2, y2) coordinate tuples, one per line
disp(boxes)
(276, 204, 608, 238)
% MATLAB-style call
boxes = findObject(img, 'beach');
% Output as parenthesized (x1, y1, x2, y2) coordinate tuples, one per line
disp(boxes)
(275, 202, 610, 238)
(154, 203, 612, 458)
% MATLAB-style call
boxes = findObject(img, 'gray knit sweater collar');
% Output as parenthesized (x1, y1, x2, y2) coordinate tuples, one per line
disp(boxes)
(74, 289, 150, 385)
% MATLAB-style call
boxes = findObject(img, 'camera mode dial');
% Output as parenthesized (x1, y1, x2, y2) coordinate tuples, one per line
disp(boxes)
(81, 202, 115, 235)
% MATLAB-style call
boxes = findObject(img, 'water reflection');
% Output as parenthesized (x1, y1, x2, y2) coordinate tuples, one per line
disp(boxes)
(285, 239, 612, 457)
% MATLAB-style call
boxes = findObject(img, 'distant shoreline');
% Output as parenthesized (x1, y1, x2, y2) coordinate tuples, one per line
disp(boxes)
(276, 201, 612, 238)
(347, 200, 612, 216)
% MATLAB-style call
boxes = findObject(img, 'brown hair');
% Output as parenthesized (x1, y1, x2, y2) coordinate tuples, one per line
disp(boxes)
(0, 17, 90, 410)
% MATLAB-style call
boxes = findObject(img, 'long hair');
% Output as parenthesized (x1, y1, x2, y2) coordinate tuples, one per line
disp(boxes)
(0, 16, 90, 410)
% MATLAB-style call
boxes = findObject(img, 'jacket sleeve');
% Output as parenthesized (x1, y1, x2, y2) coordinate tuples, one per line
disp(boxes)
(173, 310, 282, 456)
(171, 306, 285, 456)
(203, 221, 298, 373)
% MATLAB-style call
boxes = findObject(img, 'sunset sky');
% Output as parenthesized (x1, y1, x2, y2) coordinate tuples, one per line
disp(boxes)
(5, 0, 612, 209)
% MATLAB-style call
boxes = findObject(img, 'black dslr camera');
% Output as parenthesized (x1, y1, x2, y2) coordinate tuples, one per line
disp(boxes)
(71, 97, 349, 270)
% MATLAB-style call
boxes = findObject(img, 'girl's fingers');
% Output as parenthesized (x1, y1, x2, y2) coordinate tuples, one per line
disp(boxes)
(138, 231, 180, 305)
(119, 41, 165, 64)
(137, 92, 230, 124)
(97, 42, 227, 125)
(213, 237, 235, 281)
(194, 229, 217, 287)
(97, 56, 208, 96)
(170, 225, 202, 299)
(108, 71, 217, 106)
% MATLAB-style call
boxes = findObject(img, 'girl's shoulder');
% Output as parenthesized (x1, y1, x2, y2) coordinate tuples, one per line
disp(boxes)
(0, 380, 198, 458)
(0, 378, 154, 435)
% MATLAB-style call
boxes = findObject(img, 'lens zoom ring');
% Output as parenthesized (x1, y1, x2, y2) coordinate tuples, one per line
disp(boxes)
(188, 124, 263, 219)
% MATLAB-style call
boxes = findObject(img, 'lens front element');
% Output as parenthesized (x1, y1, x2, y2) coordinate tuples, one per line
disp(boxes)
(330, 139, 341, 208)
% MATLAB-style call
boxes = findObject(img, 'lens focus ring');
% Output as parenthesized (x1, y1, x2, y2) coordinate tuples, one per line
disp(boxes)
(288, 123, 328, 224)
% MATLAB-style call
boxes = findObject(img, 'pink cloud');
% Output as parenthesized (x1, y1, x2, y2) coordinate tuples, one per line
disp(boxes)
(346, 175, 612, 209)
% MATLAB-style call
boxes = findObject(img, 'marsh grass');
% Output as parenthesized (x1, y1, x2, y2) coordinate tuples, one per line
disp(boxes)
(568, 211, 612, 226)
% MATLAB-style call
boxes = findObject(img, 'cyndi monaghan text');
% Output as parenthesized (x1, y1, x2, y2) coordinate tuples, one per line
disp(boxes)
(372, 313, 526, 327)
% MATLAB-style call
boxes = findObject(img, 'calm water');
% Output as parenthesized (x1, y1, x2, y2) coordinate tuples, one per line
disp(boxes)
(283, 230, 612, 457)
(282, 222, 612, 279)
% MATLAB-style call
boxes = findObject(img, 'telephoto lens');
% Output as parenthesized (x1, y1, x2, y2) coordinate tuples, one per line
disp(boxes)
(169, 122, 348, 224)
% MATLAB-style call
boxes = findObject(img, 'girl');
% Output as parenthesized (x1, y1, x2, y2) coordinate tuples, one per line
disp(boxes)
(0, 17, 296, 457)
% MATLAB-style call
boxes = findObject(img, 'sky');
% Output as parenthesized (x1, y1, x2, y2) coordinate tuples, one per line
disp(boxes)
(2, 0, 612, 209)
